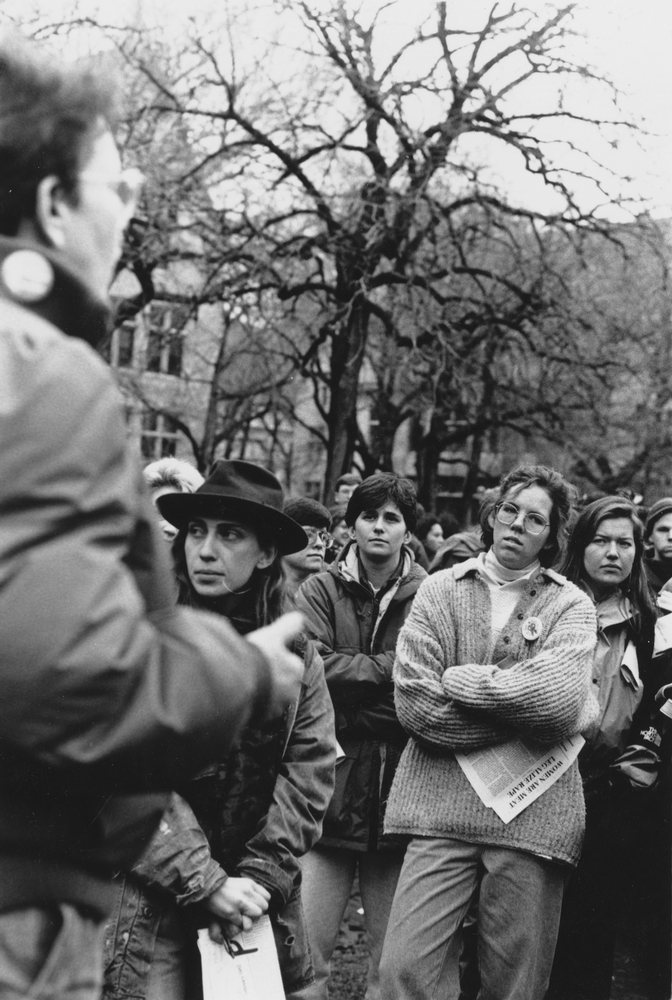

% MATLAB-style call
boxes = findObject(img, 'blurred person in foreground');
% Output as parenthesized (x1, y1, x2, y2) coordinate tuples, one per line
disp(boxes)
(379, 466, 597, 1000)
(295, 474, 427, 1000)
(0, 32, 302, 998)
(143, 457, 205, 541)
(282, 497, 332, 599)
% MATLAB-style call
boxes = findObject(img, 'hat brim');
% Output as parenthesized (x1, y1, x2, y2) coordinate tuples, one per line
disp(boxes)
(156, 492, 309, 555)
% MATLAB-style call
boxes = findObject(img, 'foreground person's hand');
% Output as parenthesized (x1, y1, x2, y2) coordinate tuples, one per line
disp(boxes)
(248, 611, 305, 708)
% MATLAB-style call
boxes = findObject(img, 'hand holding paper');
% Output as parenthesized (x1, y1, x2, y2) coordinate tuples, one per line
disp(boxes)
(204, 877, 270, 933)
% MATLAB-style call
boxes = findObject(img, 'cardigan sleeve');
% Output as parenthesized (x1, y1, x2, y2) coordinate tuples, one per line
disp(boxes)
(394, 576, 513, 750)
(440, 587, 598, 742)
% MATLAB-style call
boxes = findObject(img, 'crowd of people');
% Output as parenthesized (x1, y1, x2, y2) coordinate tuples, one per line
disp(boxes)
(95, 456, 672, 999)
(2, 27, 672, 1000)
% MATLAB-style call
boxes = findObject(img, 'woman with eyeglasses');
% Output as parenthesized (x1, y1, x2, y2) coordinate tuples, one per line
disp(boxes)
(546, 496, 664, 1000)
(379, 465, 598, 1000)
(281, 496, 332, 599)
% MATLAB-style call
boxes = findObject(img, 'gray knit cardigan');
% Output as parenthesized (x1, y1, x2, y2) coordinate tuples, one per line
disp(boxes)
(385, 559, 598, 866)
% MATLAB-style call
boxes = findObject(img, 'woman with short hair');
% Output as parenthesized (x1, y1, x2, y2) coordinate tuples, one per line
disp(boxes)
(380, 465, 598, 1000)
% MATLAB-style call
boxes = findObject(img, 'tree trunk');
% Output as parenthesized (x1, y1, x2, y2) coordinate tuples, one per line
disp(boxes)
(459, 429, 486, 523)
(199, 320, 231, 471)
(415, 415, 443, 511)
(323, 300, 368, 502)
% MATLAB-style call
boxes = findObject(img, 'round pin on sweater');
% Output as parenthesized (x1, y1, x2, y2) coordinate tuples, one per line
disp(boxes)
(522, 616, 542, 641)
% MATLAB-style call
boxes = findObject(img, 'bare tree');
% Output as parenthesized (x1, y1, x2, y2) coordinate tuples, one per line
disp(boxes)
(11, 1, 656, 502)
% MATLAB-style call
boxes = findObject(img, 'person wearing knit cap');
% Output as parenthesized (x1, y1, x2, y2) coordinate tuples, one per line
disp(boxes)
(379, 465, 598, 1000)
(644, 498, 672, 595)
(283, 497, 332, 598)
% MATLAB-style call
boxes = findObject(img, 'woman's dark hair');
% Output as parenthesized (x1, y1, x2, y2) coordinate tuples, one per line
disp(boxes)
(346, 473, 418, 532)
(561, 496, 657, 634)
(479, 465, 577, 568)
(171, 521, 286, 629)
(416, 514, 442, 543)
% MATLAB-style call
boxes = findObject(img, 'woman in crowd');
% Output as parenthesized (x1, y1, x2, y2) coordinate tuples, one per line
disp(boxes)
(296, 473, 427, 1000)
(104, 460, 336, 1000)
(547, 496, 665, 1000)
(379, 465, 598, 1000)
(415, 513, 444, 565)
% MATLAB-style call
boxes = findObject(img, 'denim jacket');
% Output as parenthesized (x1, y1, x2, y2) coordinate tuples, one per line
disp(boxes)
(103, 643, 336, 997)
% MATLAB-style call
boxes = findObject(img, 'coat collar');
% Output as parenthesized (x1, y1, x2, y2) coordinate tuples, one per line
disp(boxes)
(330, 540, 426, 590)
(452, 554, 566, 586)
(0, 235, 111, 348)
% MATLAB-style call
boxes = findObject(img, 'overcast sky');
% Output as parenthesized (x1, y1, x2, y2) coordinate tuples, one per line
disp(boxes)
(9, 0, 672, 217)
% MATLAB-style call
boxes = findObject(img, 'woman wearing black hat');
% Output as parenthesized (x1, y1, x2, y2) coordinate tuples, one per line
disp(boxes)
(104, 461, 336, 1000)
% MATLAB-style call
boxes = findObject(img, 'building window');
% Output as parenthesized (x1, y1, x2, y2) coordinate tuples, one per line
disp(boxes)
(116, 323, 135, 368)
(140, 411, 180, 460)
(101, 321, 136, 367)
(146, 303, 189, 376)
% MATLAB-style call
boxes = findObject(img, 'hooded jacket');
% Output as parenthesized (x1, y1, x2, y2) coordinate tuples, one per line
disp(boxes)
(295, 542, 427, 851)
(0, 236, 274, 917)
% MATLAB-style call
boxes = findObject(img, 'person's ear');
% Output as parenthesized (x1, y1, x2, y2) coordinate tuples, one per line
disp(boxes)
(256, 545, 277, 571)
(34, 175, 69, 250)
(348, 524, 357, 541)
(404, 528, 412, 544)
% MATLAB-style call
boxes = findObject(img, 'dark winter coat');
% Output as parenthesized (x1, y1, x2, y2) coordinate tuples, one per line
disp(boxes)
(104, 642, 335, 996)
(0, 235, 273, 918)
(295, 543, 427, 851)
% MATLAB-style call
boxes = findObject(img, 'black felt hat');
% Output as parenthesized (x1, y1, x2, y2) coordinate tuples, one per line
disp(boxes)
(157, 459, 308, 555)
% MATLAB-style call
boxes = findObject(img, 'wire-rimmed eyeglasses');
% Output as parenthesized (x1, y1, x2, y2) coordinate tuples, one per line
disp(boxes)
(302, 526, 330, 545)
(494, 501, 549, 535)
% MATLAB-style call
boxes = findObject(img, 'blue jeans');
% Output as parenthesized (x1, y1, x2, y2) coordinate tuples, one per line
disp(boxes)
(296, 844, 404, 1000)
(379, 836, 568, 1000)
(0, 904, 104, 1000)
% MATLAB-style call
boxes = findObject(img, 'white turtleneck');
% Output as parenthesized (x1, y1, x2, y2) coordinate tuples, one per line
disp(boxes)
(477, 549, 541, 638)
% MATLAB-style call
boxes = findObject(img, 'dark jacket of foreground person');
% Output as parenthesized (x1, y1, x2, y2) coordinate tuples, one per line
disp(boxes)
(0, 237, 274, 919)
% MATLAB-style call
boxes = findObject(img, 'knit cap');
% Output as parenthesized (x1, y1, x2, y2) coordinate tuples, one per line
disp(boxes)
(284, 496, 331, 529)
(646, 498, 672, 537)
